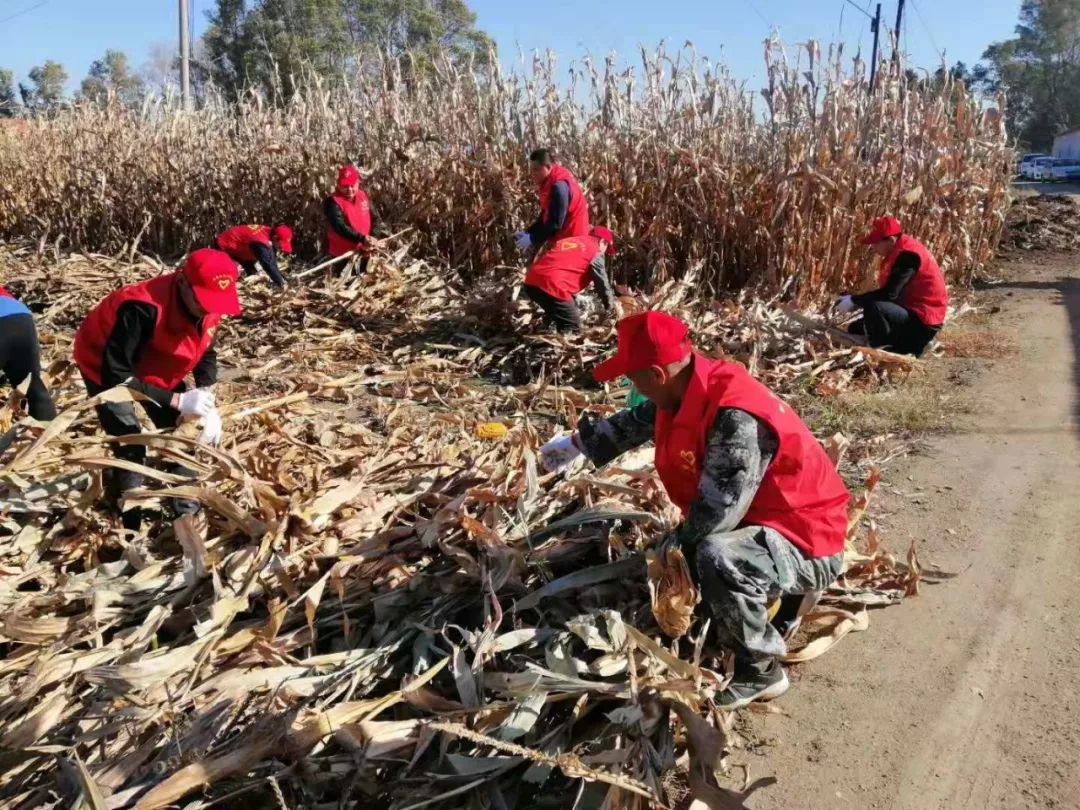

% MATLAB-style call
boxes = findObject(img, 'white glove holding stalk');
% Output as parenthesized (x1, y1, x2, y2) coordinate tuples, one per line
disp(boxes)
(836, 295, 855, 314)
(177, 388, 216, 417)
(199, 408, 223, 446)
(514, 231, 532, 251)
(539, 433, 582, 472)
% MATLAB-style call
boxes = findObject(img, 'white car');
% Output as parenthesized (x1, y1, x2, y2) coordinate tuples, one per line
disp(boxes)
(1051, 158, 1080, 182)
(1032, 157, 1055, 180)
(1019, 153, 1049, 179)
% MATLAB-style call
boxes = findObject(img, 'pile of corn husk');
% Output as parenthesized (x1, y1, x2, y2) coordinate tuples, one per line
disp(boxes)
(0, 246, 920, 810)
(1000, 195, 1080, 252)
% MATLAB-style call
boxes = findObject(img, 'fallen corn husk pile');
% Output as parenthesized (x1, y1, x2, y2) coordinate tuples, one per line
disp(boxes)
(0, 246, 921, 810)
(1000, 194, 1080, 252)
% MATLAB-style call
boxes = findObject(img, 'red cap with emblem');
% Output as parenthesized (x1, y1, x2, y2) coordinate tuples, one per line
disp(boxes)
(862, 216, 902, 245)
(590, 225, 616, 256)
(183, 249, 241, 316)
(337, 165, 360, 188)
(592, 311, 692, 382)
(272, 224, 293, 254)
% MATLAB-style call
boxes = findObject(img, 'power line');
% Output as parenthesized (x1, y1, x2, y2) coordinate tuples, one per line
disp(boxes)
(742, 0, 772, 29)
(0, 0, 47, 25)
(908, 0, 945, 64)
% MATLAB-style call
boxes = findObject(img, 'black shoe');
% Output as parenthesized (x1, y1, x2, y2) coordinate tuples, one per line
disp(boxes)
(717, 662, 789, 711)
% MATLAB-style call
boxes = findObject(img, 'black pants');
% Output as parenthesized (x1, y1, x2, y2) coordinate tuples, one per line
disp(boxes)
(83, 376, 199, 516)
(523, 284, 581, 333)
(848, 300, 939, 356)
(0, 313, 56, 421)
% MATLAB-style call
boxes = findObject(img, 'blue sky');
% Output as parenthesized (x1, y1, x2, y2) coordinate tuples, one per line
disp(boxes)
(1, 0, 1021, 91)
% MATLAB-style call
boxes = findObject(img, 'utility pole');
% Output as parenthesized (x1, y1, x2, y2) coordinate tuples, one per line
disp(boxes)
(869, 3, 882, 90)
(892, 0, 906, 77)
(179, 0, 192, 111)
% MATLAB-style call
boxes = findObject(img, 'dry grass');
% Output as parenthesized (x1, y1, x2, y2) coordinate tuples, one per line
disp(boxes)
(937, 324, 1019, 358)
(0, 41, 1011, 297)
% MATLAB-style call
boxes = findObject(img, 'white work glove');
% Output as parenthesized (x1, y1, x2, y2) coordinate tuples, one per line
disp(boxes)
(836, 295, 855, 314)
(177, 388, 216, 417)
(539, 434, 582, 472)
(199, 408, 223, 446)
(515, 231, 532, 251)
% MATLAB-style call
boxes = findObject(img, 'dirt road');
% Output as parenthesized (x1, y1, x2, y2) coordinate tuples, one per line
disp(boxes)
(747, 253, 1080, 810)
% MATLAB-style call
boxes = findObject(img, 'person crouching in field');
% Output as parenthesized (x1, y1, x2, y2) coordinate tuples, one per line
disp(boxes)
(215, 223, 293, 288)
(836, 216, 949, 356)
(324, 165, 384, 274)
(0, 285, 57, 421)
(73, 249, 239, 531)
(539, 312, 849, 709)
(514, 148, 591, 255)
(522, 226, 617, 333)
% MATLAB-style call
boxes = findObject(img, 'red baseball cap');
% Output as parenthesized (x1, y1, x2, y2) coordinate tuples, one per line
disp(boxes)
(337, 165, 360, 187)
(590, 225, 616, 256)
(272, 224, 293, 254)
(183, 249, 241, 316)
(593, 311, 692, 382)
(862, 216, 902, 245)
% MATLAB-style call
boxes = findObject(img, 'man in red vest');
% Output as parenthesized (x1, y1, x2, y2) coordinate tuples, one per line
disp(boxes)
(215, 223, 293, 288)
(837, 216, 949, 355)
(539, 312, 849, 709)
(0, 285, 56, 421)
(514, 148, 590, 253)
(522, 226, 616, 333)
(324, 165, 383, 274)
(74, 249, 241, 531)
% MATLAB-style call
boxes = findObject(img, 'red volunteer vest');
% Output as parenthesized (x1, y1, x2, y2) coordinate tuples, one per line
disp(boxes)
(74, 273, 221, 391)
(524, 235, 600, 301)
(878, 234, 949, 327)
(536, 164, 589, 244)
(327, 191, 372, 257)
(216, 224, 272, 264)
(0, 286, 13, 299)
(654, 354, 850, 558)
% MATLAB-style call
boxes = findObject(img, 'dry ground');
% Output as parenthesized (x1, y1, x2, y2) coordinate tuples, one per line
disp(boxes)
(742, 250, 1080, 809)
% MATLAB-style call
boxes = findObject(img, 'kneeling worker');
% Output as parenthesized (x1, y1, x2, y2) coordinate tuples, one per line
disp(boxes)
(540, 312, 849, 709)
(522, 226, 616, 333)
(74, 249, 239, 530)
(215, 223, 293, 288)
(0, 285, 57, 421)
(837, 216, 948, 356)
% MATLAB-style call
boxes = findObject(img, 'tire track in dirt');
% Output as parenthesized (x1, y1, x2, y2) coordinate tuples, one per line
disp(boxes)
(747, 254, 1080, 810)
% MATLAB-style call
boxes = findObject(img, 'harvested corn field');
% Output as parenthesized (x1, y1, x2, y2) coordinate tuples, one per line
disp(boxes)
(0, 245, 922, 809)
(0, 41, 1011, 297)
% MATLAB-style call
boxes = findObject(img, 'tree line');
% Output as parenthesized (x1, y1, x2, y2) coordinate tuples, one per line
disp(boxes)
(2, 0, 1076, 151)
(0, 0, 490, 116)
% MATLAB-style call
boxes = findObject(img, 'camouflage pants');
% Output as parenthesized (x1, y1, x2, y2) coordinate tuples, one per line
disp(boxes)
(692, 525, 844, 670)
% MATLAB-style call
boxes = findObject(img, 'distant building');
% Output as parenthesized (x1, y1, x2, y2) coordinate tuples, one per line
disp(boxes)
(1053, 126, 1080, 158)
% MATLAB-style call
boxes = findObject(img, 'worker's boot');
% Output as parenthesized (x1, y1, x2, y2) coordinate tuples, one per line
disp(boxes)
(717, 659, 789, 711)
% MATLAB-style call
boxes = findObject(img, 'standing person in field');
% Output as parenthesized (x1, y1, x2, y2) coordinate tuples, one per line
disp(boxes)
(539, 312, 849, 709)
(215, 223, 294, 288)
(514, 148, 590, 254)
(0, 285, 57, 421)
(324, 165, 383, 274)
(74, 249, 239, 531)
(522, 226, 616, 333)
(836, 216, 949, 356)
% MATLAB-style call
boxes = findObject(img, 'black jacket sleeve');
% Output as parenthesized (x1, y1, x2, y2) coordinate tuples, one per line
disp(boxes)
(588, 252, 615, 310)
(324, 196, 365, 244)
(192, 333, 217, 388)
(249, 242, 285, 287)
(852, 251, 920, 307)
(527, 180, 570, 245)
(100, 301, 176, 408)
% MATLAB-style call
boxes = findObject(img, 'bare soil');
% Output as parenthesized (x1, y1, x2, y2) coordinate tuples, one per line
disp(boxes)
(744, 251, 1080, 809)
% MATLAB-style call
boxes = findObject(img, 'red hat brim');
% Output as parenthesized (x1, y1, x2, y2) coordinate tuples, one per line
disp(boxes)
(191, 280, 241, 316)
(592, 352, 634, 383)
